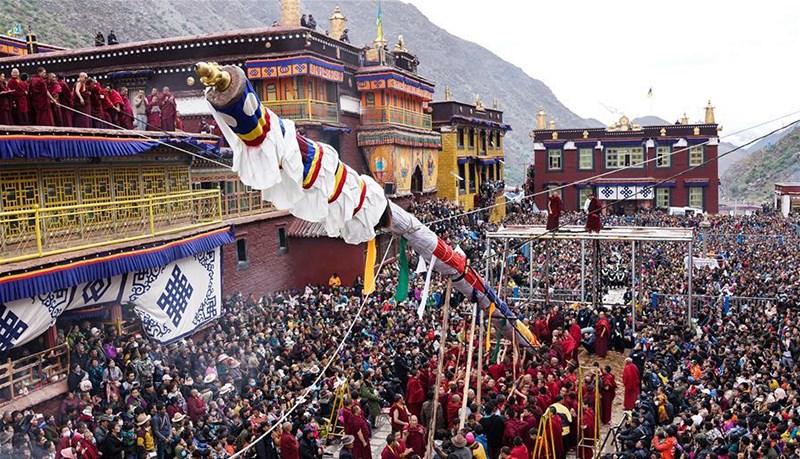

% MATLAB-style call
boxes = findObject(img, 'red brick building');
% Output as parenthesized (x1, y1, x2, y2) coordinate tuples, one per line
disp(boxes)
(532, 105, 720, 214)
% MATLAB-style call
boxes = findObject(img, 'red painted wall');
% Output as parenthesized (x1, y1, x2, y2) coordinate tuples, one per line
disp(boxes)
(533, 143, 719, 213)
(222, 214, 365, 295)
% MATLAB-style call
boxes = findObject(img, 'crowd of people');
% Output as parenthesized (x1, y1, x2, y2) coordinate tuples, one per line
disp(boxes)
(1, 196, 799, 459)
(0, 67, 181, 132)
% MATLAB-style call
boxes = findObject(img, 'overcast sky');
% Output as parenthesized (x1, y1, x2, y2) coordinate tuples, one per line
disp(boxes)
(405, 0, 799, 145)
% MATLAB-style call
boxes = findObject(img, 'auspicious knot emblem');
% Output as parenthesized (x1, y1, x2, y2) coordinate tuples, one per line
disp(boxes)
(157, 266, 194, 327)
(0, 304, 29, 351)
(601, 187, 614, 199)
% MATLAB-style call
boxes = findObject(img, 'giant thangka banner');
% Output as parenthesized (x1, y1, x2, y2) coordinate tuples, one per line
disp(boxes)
(0, 248, 222, 350)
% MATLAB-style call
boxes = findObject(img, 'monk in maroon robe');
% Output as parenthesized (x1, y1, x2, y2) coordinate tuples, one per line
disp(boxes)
(30, 68, 54, 126)
(351, 405, 372, 459)
(89, 80, 106, 128)
(389, 397, 409, 434)
(7, 69, 29, 125)
(105, 85, 123, 126)
(47, 73, 62, 127)
(547, 193, 563, 231)
(279, 423, 299, 459)
(599, 366, 617, 425)
(160, 86, 176, 131)
(120, 87, 134, 130)
(402, 416, 425, 458)
(594, 312, 610, 358)
(585, 193, 603, 232)
(0, 74, 13, 125)
(405, 370, 425, 418)
(57, 75, 72, 127)
(146, 88, 161, 131)
(72, 74, 92, 128)
(577, 407, 596, 459)
(622, 358, 641, 410)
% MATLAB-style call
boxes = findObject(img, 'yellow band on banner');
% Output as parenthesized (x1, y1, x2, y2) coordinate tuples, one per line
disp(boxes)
(486, 302, 495, 351)
(363, 238, 377, 295)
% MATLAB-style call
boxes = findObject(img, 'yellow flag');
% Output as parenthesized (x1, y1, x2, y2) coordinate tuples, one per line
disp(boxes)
(363, 238, 377, 295)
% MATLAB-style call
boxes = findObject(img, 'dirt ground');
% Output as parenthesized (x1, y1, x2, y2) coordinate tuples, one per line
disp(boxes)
(580, 347, 629, 456)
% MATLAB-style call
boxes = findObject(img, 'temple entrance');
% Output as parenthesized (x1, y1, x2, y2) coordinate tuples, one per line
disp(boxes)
(410, 166, 423, 193)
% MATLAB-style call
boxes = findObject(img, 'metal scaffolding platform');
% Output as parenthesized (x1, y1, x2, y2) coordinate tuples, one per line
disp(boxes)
(485, 225, 696, 331)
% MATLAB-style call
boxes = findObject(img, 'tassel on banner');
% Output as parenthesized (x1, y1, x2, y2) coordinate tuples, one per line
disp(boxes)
(417, 255, 437, 319)
(395, 238, 409, 303)
(486, 302, 495, 351)
(363, 238, 377, 295)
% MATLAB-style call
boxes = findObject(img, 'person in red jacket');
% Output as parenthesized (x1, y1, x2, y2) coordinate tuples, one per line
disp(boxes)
(185, 388, 207, 422)
(280, 422, 300, 459)
(652, 429, 677, 459)
(7, 68, 29, 125)
(405, 369, 425, 418)
(599, 365, 617, 425)
(623, 358, 641, 411)
(509, 437, 529, 459)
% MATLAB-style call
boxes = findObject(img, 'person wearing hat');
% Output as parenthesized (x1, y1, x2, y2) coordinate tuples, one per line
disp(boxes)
(299, 427, 322, 459)
(135, 413, 155, 458)
(93, 415, 110, 445)
(340, 435, 356, 459)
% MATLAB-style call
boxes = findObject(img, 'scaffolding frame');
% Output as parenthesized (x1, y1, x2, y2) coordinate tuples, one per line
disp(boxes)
(576, 366, 602, 459)
(486, 225, 696, 328)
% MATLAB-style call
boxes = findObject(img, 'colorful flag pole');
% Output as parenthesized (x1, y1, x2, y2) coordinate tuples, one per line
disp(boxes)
(376, 1, 384, 42)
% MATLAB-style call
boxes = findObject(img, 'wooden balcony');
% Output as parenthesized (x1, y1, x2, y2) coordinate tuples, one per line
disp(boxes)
(221, 190, 276, 219)
(361, 106, 432, 130)
(0, 190, 223, 265)
(263, 99, 339, 124)
(0, 344, 69, 408)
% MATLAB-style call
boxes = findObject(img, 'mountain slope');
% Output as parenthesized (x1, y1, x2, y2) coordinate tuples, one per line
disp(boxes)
(722, 125, 800, 202)
(1, 0, 595, 184)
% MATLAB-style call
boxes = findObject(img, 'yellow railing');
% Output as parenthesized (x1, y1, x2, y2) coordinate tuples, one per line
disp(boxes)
(222, 190, 276, 218)
(263, 99, 339, 124)
(0, 190, 222, 265)
(361, 106, 432, 130)
(0, 343, 69, 405)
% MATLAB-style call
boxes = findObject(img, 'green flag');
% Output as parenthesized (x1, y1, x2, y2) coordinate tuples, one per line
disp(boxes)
(395, 238, 409, 302)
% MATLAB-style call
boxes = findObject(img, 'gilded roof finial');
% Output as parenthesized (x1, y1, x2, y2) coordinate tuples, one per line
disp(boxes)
(548, 119, 555, 130)
(680, 112, 689, 125)
(704, 100, 716, 124)
(444, 85, 451, 101)
(536, 109, 546, 130)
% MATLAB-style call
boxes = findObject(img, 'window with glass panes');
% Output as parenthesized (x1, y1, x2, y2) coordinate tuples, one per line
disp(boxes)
(655, 187, 670, 208)
(548, 149, 563, 170)
(457, 128, 465, 148)
(578, 148, 593, 170)
(578, 187, 593, 210)
(656, 146, 671, 167)
(688, 187, 703, 209)
(605, 147, 644, 168)
(689, 146, 704, 166)
(458, 164, 466, 194)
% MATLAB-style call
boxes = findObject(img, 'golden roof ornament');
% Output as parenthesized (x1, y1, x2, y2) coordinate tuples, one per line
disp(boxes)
(394, 35, 408, 53)
(582, 130, 589, 139)
(548, 119, 555, 129)
(618, 115, 630, 131)
(660, 127, 667, 137)
(536, 109, 546, 130)
(704, 100, 716, 124)
(329, 5, 348, 41)
(280, 0, 301, 27)
(444, 85, 451, 101)
(551, 131, 558, 140)
(680, 113, 689, 125)
(475, 94, 484, 111)
(693, 126, 700, 135)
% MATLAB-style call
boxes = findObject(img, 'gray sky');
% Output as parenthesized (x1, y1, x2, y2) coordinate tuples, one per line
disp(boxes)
(405, 0, 799, 145)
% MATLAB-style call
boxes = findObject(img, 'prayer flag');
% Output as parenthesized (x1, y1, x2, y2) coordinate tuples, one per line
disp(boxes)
(363, 238, 377, 295)
(417, 255, 436, 319)
(395, 238, 409, 303)
(647, 87, 653, 99)
(415, 255, 427, 274)
(376, 1, 383, 41)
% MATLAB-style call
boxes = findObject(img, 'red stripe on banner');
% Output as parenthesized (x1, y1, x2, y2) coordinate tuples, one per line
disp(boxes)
(463, 268, 485, 294)
(433, 238, 467, 274)
(353, 179, 367, 215)
(328, 162, 347, 203)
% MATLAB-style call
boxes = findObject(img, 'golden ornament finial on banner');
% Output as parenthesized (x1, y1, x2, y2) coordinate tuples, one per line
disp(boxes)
(195, 62, 231, 92)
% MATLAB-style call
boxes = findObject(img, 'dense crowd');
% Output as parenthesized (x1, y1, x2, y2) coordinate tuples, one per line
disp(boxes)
(0, 67, 182, 132)
(1, 197, 799, 459)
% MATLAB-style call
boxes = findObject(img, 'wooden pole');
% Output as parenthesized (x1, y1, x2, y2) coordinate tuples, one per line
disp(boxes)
(459, 303, 478, 430)
(476, 309, 485, 413)
(425, 280, 452, 459)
